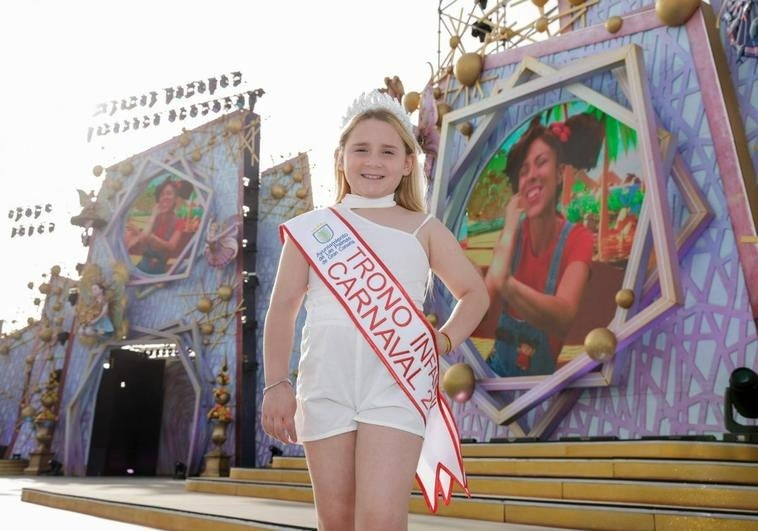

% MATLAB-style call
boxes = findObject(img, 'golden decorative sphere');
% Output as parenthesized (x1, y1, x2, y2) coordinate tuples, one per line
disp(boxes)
(217, 285, 233, 301)
(93, 165, 103, 177)
(40, 393, 56, 408)
(21, 404, 34, 417)
(119, 161, 133, 176)
(432, 87, 442, 100)
(39, 328, 54, 342)
(0, 345, 10, 356)
(27, 282, 34, 289)
(215, 390, 230, 405)
(191, 149, 202, 162)
(403, 91, 421, 113)
(50, 265, 61, 276)
(425, 313, 438, 327)
(615, 288, 635, 309)
(442, 363, 476, 403)
(449, 35, 461, 49)
(655, 0, 700, 26)
(296, 187, 309, 200)
(532, 0, 549, 6)
(39, 283, 51, 295)
(282, 162, 294, 174)
(292, 170, 304, 183)
(200, 322, 215, 335)
(436, 103, 452, 127)
(605, 15, 623, 33)
(52, 302, 62, 312)
(271, 184, 287, 199)
(196, 297, 213, 313)
(584, 327, 618, 362)
(110, 179, 122, 191)
(454, 53, 483, 88)
(535, 16, 549, 33)
(458, 122, 474, 137)
(33, 298, 41, 306)
(227, 118, 243, 134)
(54, 316, 64, 326)
(179, 133, 191, 147)
(568, 0, 586, 5)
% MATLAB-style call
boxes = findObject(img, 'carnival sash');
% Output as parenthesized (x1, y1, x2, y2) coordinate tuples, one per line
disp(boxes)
(280, 206, 469, 513)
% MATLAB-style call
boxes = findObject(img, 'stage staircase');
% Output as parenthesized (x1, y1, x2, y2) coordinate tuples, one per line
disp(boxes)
(0, 458, 29, 476)
(187, 439, 758, 530)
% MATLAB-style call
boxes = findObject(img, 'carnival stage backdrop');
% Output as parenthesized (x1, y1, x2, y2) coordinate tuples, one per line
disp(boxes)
(428, 0, 757, 441)
(253, 153, 315, 467)
(1, 109, 260, 476)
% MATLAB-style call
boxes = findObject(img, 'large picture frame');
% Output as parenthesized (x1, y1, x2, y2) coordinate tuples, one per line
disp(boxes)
(432, 44, 684, 427)
(103, 157, 213, 287)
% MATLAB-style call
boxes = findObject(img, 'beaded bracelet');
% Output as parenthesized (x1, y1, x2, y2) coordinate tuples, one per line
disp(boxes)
(263, 378, 293, 396)
(440, 331, 452, 355)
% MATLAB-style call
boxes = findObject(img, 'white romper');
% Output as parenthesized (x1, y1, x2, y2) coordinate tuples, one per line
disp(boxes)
(294, 205, 434, 442)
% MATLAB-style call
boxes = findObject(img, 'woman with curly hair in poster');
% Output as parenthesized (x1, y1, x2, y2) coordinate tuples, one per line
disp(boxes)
(484, 113, 604, 377)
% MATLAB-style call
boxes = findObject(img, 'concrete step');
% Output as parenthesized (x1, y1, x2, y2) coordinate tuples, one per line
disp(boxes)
(263, 456, 758, 485)
(187, 477, 758, 530)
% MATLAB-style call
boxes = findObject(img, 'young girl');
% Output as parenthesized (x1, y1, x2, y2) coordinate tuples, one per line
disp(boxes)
(261, 90, 488, 530)
(484, 113, 603, 377)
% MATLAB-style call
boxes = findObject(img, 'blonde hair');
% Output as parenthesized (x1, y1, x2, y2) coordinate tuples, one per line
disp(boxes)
(334, 109, 426, 213)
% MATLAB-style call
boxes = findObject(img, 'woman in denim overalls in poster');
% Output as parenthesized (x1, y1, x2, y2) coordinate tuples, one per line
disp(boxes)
(484, 113, 604, 378)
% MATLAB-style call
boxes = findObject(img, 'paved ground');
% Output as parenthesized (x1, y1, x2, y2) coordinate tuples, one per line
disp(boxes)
(1, 476, 567, 530)
(1, 477, 149, 529)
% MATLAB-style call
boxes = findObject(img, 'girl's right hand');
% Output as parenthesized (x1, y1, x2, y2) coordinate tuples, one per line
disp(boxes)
(261, 382, 298, 444)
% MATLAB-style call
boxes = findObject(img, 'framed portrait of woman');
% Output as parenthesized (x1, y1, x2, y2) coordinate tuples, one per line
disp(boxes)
(123, 173, 204, 276)
(429, 45, 686, 426)
(464, 100, 643, 379)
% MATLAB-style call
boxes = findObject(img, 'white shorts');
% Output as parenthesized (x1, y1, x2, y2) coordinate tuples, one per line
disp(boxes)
(294, 316, 426, 442)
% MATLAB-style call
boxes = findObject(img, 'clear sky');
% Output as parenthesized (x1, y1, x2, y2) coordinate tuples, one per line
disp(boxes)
(0, 1, 442, 329)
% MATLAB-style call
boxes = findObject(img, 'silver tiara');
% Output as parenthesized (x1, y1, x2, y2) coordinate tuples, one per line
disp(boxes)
(341, 90, 415, 139)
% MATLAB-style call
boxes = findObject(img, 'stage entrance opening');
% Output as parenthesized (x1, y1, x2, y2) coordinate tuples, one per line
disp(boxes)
(87, 345, 170, 476)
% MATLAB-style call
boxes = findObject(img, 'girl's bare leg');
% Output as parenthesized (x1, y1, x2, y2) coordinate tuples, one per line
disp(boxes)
(303, 431, 357, 531)
(354, 423, 423, 531)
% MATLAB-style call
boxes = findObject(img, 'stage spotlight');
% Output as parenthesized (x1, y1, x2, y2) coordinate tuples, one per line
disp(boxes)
(48, 459, 63, 476)
(725, 367, 758, 434)
(471, 18, 493, 43)
(57, 331, 70, 345)
(174, 461, 187, 479)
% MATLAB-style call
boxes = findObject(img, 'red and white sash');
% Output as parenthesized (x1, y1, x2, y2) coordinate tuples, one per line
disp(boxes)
(280, 206, 469, 513)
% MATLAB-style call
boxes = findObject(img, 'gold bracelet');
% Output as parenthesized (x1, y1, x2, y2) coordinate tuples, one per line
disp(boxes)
(440, 331, 452, 354)
(263, 378, 293, 396)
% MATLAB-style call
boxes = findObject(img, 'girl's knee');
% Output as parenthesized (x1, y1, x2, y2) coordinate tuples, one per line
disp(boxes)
(355, 504, 407, 531)
(316, 501, 354, 531)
